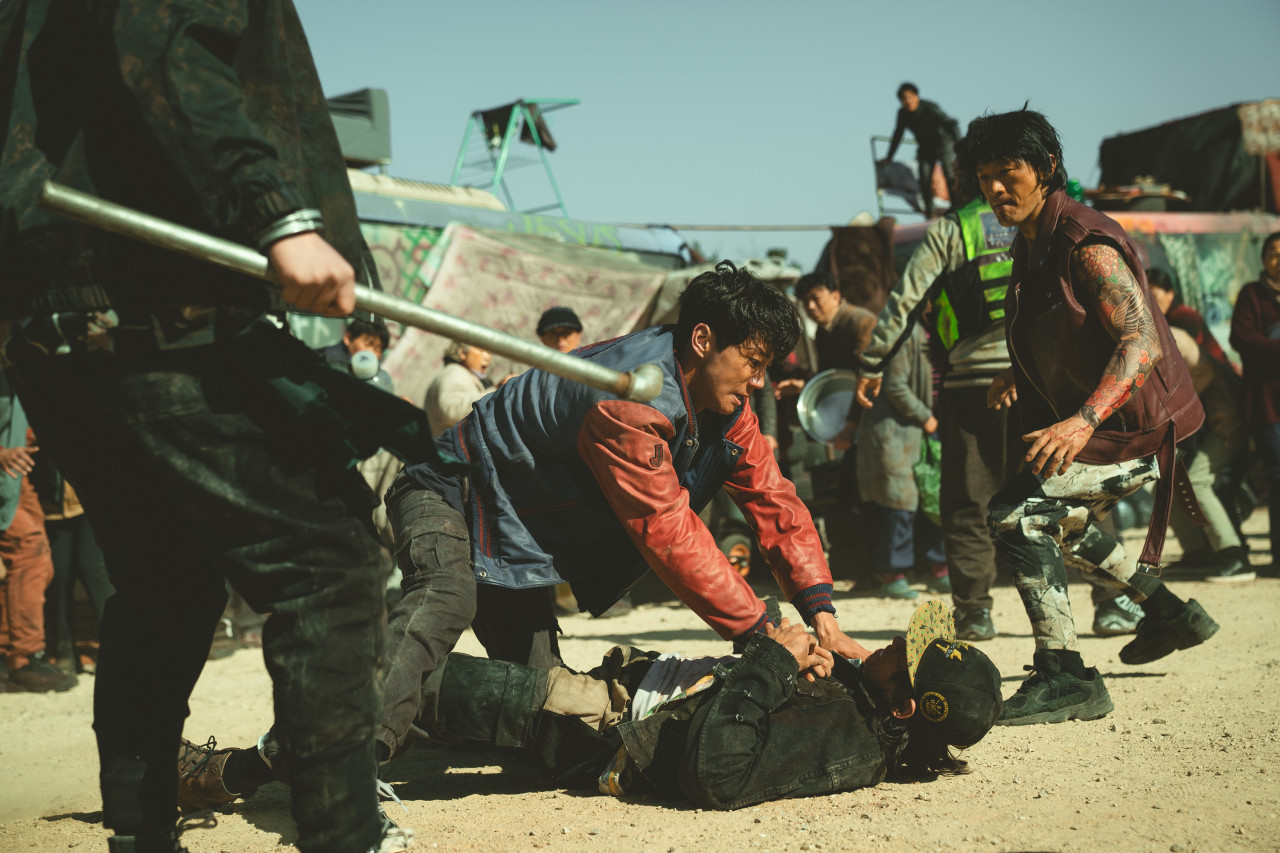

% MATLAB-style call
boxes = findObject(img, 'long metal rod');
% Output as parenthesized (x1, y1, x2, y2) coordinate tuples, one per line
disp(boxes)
(612, 223, 839, 231)
(38, 181, 663, 403)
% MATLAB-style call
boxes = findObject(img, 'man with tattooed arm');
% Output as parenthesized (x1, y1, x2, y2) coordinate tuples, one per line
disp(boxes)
(964, 109, 1218, 726)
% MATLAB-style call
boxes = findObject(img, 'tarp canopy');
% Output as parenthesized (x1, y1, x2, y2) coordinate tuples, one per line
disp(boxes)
(1099, 100, 1280, 213)
(381, 224, 668, 406)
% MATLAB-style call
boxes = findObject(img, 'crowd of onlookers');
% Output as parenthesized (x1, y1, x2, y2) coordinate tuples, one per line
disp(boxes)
(3, 232, 1276, 693)
(0, 376, 112, 693)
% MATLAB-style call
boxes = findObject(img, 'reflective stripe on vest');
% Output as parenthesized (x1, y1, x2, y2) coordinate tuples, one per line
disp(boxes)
(935, 288, 960, 350)
(934, 200, 1016, 349)
(958, 198, 1016, 281)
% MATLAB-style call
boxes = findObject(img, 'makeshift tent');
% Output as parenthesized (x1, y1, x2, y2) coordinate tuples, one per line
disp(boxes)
(381, 224, 668, 407)
(1104, 210, 1280, 358)
(1099, 100, 1280, 213)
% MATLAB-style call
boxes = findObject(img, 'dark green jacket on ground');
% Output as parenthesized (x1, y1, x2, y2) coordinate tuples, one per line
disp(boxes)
(621, 635, 891, 809)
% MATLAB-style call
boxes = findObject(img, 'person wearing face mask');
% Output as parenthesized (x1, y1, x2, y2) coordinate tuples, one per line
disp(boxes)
(1229, 231, 1280, 574)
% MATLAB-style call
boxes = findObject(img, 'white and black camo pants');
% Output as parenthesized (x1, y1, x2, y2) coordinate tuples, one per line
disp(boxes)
(987, 456, 1165, 652)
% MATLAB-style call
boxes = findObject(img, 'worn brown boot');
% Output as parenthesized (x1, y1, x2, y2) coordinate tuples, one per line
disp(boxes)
(176, 737, 253, 811)
(8, 651, 78, 692)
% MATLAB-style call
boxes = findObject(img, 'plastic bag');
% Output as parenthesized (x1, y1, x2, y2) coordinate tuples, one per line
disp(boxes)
(913, 434, 942, 527)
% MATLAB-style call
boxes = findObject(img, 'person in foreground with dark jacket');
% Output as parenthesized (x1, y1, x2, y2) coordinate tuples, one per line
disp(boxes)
(966, 109, 1218, 727)
(0, 3, 431, 851)
(174, 602, 1002, 811)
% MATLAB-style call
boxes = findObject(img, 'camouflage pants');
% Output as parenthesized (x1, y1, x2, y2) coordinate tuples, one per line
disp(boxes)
(10, 347, 387, 853)
(987, 456, 1160, 652)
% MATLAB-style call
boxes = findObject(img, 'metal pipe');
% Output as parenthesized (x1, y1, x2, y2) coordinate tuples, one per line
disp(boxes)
(38, 181, 663, 403)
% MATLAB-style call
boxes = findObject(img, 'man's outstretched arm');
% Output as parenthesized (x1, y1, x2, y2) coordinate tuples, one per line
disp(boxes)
(1022, 242, 1162, 476)
(721, 404, 870, 661)
(857, 216, 961, 407)
(882, 109, 907, 162)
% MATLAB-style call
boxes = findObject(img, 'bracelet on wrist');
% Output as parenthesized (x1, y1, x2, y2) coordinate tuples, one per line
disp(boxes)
(257, 209, 324, 252)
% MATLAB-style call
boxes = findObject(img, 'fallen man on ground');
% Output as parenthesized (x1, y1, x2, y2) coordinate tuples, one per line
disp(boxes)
(175, 602, 1001, 815)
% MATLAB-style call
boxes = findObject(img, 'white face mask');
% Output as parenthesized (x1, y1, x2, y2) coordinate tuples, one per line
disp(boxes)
(350, 349, 380, 380)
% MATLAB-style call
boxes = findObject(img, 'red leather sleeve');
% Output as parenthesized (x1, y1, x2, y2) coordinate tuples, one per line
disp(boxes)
(577, 400, 768, 642)
(722, 402, 835, 604)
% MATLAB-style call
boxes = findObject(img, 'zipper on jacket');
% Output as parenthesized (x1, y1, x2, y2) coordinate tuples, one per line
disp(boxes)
(1009, 280, 1062, 421)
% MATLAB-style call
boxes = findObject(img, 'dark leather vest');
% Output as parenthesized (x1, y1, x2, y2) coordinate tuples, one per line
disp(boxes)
(1006, 192, 1202, 462)
(1006, 191, 1203, 567)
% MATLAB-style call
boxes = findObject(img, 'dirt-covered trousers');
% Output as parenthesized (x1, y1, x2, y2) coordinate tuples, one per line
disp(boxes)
(9, 347, 387, 853)
(987, 456, 1164, 652)
(377, 472, 562, 761)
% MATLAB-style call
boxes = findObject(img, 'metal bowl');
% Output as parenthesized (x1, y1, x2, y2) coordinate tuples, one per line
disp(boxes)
(795, 369, 860, 446)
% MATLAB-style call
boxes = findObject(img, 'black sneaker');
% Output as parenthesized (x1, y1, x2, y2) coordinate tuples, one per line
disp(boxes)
(107, 833, 191, 853)
(9, 650, 78, 693)
(954, 608, 996, 641)
(1120, 599, 1220, 665)
(997, 650, 1113, 726)
(1165, 547, 1215, 571)
(1204, 547, 1256, 584)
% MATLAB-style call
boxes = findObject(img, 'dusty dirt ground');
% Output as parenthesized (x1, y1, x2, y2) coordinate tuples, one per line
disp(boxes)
(3, 514, 1279, 853)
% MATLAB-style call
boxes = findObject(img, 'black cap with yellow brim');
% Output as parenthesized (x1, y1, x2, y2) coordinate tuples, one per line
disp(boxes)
(904, 601, 1003, 748)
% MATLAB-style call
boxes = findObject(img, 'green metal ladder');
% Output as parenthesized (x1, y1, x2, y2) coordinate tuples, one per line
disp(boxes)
(449, 98, 579, 217)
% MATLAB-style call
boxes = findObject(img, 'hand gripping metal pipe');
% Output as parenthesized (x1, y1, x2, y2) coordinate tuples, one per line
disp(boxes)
(38, 181, 664, 403)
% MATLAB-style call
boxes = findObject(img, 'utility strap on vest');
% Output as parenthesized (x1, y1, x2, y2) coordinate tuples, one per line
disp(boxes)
(1137, 424, 1204, 573)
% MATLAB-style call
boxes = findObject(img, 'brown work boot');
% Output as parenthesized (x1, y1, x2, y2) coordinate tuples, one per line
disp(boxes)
(8, 651, 78, 693)
(177, 737, 252, 811)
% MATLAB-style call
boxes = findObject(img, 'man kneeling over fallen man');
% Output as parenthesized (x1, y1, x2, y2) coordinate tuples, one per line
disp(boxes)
(177, 602, 1001, 811)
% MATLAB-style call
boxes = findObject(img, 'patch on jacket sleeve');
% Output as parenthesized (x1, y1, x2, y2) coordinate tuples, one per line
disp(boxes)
(649, 443, 665, 469)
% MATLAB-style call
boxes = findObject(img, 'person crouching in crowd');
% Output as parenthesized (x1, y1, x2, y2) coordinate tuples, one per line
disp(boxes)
(537, 306, 584, 353)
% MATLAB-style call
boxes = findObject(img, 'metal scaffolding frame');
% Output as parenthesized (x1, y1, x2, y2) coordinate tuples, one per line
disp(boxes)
(449, 98, 579, 218)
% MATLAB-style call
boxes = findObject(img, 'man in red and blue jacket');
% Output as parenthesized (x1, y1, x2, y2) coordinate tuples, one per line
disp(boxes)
(376, 261, 870, 763)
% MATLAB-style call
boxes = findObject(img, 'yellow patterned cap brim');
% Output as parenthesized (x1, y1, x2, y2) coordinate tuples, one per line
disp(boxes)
(906, 600, 955, 683)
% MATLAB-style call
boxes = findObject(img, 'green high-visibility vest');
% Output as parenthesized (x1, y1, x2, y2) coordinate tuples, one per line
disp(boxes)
(934, 199, 1017, 350)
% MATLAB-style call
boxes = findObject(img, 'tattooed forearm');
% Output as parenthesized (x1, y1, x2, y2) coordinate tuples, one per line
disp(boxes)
(1071, 243, 1163, 428)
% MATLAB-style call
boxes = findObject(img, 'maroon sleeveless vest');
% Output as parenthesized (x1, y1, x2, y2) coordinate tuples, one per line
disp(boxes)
(1005, 191, 1203, 568)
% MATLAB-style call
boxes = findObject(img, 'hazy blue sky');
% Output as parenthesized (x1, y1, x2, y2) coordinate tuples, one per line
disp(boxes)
(296, 0, 1279, 267)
